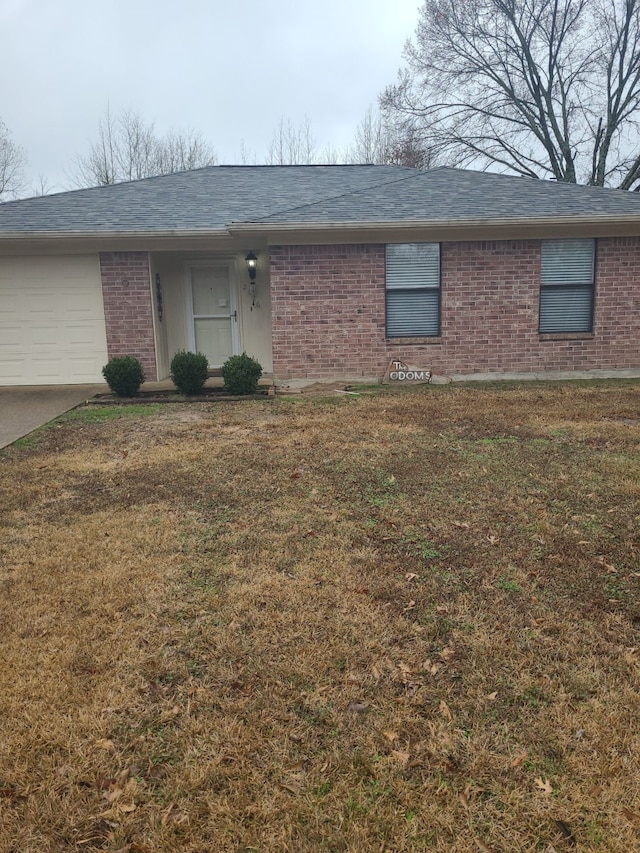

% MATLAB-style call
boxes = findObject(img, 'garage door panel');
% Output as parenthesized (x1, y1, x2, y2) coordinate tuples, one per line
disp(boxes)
(64, 293, 100, 314)
(0, 256, 109, 385)
(31, 324, 61, 346)
(28, 293, 58, 313)
(0, 357, 23, 381)
(66, 356, 105, 379)
(0, 296, 18, 319)
(31, 356, 63, 377)
(0, 325, 21, 347)
(66, 324, 98, 345)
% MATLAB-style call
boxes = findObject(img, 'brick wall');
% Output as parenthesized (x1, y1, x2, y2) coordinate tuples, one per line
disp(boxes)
(99, 252, 157, 381)
(269, 239, 640, 380)
(270, 245, 387, 378)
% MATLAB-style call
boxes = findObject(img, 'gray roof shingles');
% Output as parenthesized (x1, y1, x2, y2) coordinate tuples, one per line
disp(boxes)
(1, 164, 640, 235)
(0, 165, 415, 233)
(244, 167, 640, 224)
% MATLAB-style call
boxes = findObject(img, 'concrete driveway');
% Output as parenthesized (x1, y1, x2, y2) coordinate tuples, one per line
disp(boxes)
(0, 384, 106, 449)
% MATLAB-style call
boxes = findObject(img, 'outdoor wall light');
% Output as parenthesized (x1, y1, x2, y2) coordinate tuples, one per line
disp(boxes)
(245, 250, 258, 306)
(245, 250, 258, 281)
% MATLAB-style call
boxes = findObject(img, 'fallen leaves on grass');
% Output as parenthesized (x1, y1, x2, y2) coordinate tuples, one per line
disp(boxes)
(2, 383, 640, 853)
(535, 777, 554, 795)
(439, 700, 454, 721)
(621, 806, 640, 825)
(391, 749, 410, 766)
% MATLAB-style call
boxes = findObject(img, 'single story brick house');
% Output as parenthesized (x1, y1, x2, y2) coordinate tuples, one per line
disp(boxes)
(0, 164, 639, 386)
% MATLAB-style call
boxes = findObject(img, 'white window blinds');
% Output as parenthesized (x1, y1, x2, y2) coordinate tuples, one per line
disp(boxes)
(539, 239, 595, 333)
(386, 244, 440, 337)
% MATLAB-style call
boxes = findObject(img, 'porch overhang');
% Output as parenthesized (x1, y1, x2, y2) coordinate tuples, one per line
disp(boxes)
(0, 230, 270, 256)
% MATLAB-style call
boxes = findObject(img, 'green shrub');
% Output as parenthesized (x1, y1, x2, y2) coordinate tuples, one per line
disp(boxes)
(170, 350, 209, 395)
(102, 355, 145, 397)
(222, 352, 263, 395)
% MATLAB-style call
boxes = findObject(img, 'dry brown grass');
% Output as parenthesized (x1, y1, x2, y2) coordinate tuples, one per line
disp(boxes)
(0, 381, 639, 853)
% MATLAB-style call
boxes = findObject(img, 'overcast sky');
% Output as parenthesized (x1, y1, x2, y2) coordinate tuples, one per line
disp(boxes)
(1, 0, 421, 194)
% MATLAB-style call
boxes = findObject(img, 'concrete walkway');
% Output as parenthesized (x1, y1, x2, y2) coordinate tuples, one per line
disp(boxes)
(0, 384, 106, 449)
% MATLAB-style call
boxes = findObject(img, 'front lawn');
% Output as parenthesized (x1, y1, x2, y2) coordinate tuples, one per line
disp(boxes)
(0, 382, 639, 852)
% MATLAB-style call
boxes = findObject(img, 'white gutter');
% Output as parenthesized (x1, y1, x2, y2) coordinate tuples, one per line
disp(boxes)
(227, 213, 640, 234)
(0, 228, 230, 241)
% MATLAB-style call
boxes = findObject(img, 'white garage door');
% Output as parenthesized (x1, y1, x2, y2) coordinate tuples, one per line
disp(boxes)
(0, 255, 108, 386)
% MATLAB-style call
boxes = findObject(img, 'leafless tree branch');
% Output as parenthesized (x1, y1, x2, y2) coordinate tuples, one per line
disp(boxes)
(0, 118, 27, 200)
(73, 107, 217, 187)
(346, 106, 434, 168)
(382, 0, 640, 188)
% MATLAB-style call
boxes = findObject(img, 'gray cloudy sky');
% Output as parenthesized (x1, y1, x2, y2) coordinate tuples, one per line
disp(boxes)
(1, 0, 420, 193)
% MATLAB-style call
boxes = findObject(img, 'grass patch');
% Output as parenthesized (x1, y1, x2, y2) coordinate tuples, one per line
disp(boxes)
(0, 382, 639, 851)
(11, 432, 42, 450)
(58, 403, 163, 423)
(3, 405, 164, 454)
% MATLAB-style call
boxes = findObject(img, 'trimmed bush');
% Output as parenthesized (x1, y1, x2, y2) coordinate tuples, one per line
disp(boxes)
(222, 352, 263, 395)
(170, 350, 209, 395)
(102, 355, 145, 397)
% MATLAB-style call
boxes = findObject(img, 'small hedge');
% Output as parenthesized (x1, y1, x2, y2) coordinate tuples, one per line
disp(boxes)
(102, 355, 145, 397)
(170, 350, 209, 395)
(222, 352, 263, 395)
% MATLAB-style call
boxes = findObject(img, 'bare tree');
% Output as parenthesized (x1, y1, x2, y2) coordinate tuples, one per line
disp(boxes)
(347, 106, 433, 168)
(267, 116, 318, 164)
(382, 0, 640, 188)
(74, 107, 217, 187)
(0, 118, 27, 200)
(263, 112, 431, 169)
(32, 174, 54, 197)
(237, 139, 258, 165)
(347, 107, 392, 164)
(156, 129, 218, 174)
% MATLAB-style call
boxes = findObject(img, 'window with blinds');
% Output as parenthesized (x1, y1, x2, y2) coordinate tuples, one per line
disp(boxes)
(539, 239, 595, 333)
(386, 243, 441, 337)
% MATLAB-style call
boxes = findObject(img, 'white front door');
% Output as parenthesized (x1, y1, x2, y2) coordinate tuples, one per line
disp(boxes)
(187, 264, 238, 367)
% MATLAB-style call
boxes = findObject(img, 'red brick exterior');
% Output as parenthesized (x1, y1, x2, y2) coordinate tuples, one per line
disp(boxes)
(269, 239, 640, 379)
(99, 252, 157, 381)
(270, 245, 386, 378)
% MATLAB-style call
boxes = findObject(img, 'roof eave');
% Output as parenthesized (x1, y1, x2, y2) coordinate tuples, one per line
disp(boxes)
(227, 214, 640, 244)
(3, 212, 640, 252)
(228, 213, 640, 232)
(0, 228, 255, 254)
(0, 228, 229, 240)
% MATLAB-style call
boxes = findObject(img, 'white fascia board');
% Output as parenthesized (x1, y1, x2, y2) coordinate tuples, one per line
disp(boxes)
(227, 214, 640, 234)
(0, 228, 229, 241)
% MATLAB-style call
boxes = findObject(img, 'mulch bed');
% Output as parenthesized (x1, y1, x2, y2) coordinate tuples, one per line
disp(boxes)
(88, 388, 274, 405)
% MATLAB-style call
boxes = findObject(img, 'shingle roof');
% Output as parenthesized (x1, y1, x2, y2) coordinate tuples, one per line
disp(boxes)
(1, 164, 640, 236)
(240, 167, 640, 224)
(0, 165, 416, 233)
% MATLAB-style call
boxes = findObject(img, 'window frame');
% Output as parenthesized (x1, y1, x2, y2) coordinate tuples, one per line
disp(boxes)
(385, 243, 441, 339)
(538, 239, 596, 335)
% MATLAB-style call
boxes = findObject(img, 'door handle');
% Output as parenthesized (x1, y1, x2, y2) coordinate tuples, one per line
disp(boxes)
(232, 310, 237, 322)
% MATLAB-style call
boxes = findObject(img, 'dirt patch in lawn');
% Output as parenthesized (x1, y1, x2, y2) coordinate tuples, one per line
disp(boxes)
(1, 382, 639, 852)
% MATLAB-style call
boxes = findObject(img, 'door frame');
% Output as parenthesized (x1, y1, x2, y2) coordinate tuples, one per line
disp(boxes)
(184, 259, 240, 366)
